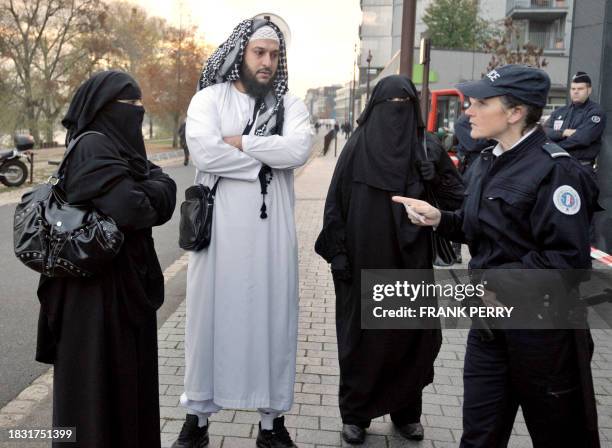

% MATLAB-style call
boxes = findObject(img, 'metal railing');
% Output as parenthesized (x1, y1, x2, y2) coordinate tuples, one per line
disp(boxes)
(507, 0, 568, 12)
(521, 31, 565, 50)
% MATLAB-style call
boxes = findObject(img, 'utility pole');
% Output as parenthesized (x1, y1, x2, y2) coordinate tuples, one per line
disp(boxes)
(350, 43, 357, 130)
(399, 0, 417, 77)
(174, 1, 184, 149)
(366, 50, 373, 101)
(419, 35, 432, 125)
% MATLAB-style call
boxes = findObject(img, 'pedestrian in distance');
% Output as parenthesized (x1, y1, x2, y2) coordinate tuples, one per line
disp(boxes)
(179, 120, 190, 166)
(315, 75, 463, 445)
(36, 70, 177, 448)
(172, 15, 313, 448)
(393, 64, 602, 447)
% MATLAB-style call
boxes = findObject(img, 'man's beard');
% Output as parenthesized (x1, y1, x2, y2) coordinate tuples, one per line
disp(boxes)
(240, 63, 275, 99)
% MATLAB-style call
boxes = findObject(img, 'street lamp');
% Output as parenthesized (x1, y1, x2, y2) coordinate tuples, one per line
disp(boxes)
(366, 50, 373, 101)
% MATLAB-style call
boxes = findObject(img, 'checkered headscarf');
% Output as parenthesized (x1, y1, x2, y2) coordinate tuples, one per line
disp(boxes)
(198, 18, 288, 136)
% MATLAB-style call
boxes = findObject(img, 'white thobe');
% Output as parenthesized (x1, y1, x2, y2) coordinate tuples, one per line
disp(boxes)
(182, 82, 313, 412)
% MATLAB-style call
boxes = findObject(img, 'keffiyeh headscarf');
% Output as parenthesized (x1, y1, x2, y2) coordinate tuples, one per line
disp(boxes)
(198, 18, 288, 137)
(198, 18, 289, 219)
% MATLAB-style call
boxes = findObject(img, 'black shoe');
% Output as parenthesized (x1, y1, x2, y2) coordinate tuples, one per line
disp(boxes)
(256, 416, 297, 448)
(171, 414, 210, 448)
(394, 422, 424, 441)
(184, 158, 189, 166)
(341, 424, 366, 444)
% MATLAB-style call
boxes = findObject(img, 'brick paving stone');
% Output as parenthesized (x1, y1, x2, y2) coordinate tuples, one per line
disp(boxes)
(320, 376, 340, 385)
(388, 436, 434, 448)
(300, 405, 341, 418)
(294, 392, 322, 405)
(296, 428, 342, 445)
(302, 384, 339, 395)
(284, 414, 320, 429)
(296, 373, 322, 384)
(223, 436, 257, 448)
(233, 411, 260, 424)
(321, 395, 338, 406)
(425, 415, 463, 430)
(208, 422, 253, 437)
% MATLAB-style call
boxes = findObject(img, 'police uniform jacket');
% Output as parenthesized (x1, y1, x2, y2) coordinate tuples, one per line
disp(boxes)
(437, 126, 600, 271)
(543, 99, 606, 162)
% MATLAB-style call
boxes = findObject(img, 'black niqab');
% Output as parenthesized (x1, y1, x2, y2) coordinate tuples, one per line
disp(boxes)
(351, 75, 425, 192)
(62, 70, 149, 179)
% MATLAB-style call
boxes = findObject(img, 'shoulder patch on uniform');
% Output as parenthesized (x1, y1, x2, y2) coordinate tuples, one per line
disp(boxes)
(542, 142, 570, 158)
(553, 185, 581, 215)
(592, 115, 601, 123)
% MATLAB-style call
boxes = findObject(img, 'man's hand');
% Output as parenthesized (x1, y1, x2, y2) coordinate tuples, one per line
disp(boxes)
(223, 135, 243, 151)
(562, 129, 576, 138)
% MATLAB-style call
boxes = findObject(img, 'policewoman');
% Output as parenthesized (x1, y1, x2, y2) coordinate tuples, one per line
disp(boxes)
(392, 65, 601, 447)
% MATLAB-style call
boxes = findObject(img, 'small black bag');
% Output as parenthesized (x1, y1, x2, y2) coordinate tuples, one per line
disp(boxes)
(13, 131, 124, 277)
(178, 178, 220, 251)
(423, 136, 457, 266)
(179, 103, 265, 252)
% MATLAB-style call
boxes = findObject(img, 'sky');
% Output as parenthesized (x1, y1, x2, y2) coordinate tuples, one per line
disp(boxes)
(130, 0, 364, 99)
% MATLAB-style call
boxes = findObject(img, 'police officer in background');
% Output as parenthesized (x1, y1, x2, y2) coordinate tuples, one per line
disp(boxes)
(543, 71, 607, 176)
(392, 65, 601, 447)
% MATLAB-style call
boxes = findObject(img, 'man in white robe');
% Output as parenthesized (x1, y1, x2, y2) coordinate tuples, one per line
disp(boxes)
(172, 17, 313, 448)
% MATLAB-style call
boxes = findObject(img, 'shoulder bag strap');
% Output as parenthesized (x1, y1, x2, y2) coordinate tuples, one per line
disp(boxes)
(48, 131, 105, 186)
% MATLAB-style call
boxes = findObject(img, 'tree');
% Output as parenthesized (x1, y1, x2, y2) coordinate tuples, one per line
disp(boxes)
(140, 25, 212, 147)
(105, 2, 165, 74)
(0, 67, 23, 142)
(483, 17, 548, 72)
(422, 0, 493, 50)
(0, 0, 110, 144)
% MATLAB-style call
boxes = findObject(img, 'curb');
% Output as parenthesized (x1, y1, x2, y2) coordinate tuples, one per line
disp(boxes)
(0, 253, 190, 429)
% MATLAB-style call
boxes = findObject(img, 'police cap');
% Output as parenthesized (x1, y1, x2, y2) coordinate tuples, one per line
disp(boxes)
(571, 71, 591, 85)
(456, 64, 551, 108)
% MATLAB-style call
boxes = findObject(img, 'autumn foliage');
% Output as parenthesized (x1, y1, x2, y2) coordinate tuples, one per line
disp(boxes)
(0, 0, 213, 147)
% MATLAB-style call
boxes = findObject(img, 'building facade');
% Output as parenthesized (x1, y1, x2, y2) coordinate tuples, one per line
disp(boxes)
(354, 0, 575, 120)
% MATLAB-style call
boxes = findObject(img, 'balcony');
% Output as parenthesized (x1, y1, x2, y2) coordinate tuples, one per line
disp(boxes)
(515, 31, 566, 54)
(506, 0, 569, 21)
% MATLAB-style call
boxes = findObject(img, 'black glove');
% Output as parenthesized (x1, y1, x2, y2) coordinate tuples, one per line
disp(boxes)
(331, 254, 351, 281)
(416, 160, 439, 183)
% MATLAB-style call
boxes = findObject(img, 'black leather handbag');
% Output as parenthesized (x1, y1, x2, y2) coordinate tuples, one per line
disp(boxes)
(13, 131, 124, 278)
(178, 178, 220, 251)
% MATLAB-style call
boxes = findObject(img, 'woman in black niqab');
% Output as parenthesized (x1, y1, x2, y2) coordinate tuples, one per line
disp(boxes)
(315, 75, 463, 442)
(36, 70, 177, 448)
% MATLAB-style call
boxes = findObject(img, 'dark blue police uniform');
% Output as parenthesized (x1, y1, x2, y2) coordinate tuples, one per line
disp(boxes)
(441, 65, 602, 447)
(543, 99, 606, 169)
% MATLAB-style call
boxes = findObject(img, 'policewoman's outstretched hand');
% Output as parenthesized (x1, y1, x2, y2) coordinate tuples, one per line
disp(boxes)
(391, 196, 441, 226)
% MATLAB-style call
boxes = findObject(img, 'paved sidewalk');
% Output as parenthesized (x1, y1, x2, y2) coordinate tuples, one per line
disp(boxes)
(155, 137, 612, 447)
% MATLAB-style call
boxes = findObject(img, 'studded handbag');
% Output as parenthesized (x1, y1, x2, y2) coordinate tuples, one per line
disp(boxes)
(13, 131, 124, 278)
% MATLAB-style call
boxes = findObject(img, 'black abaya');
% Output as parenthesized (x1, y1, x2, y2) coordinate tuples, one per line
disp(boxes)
(35, 72, 176, 448)
(315, 75, 463, 425)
